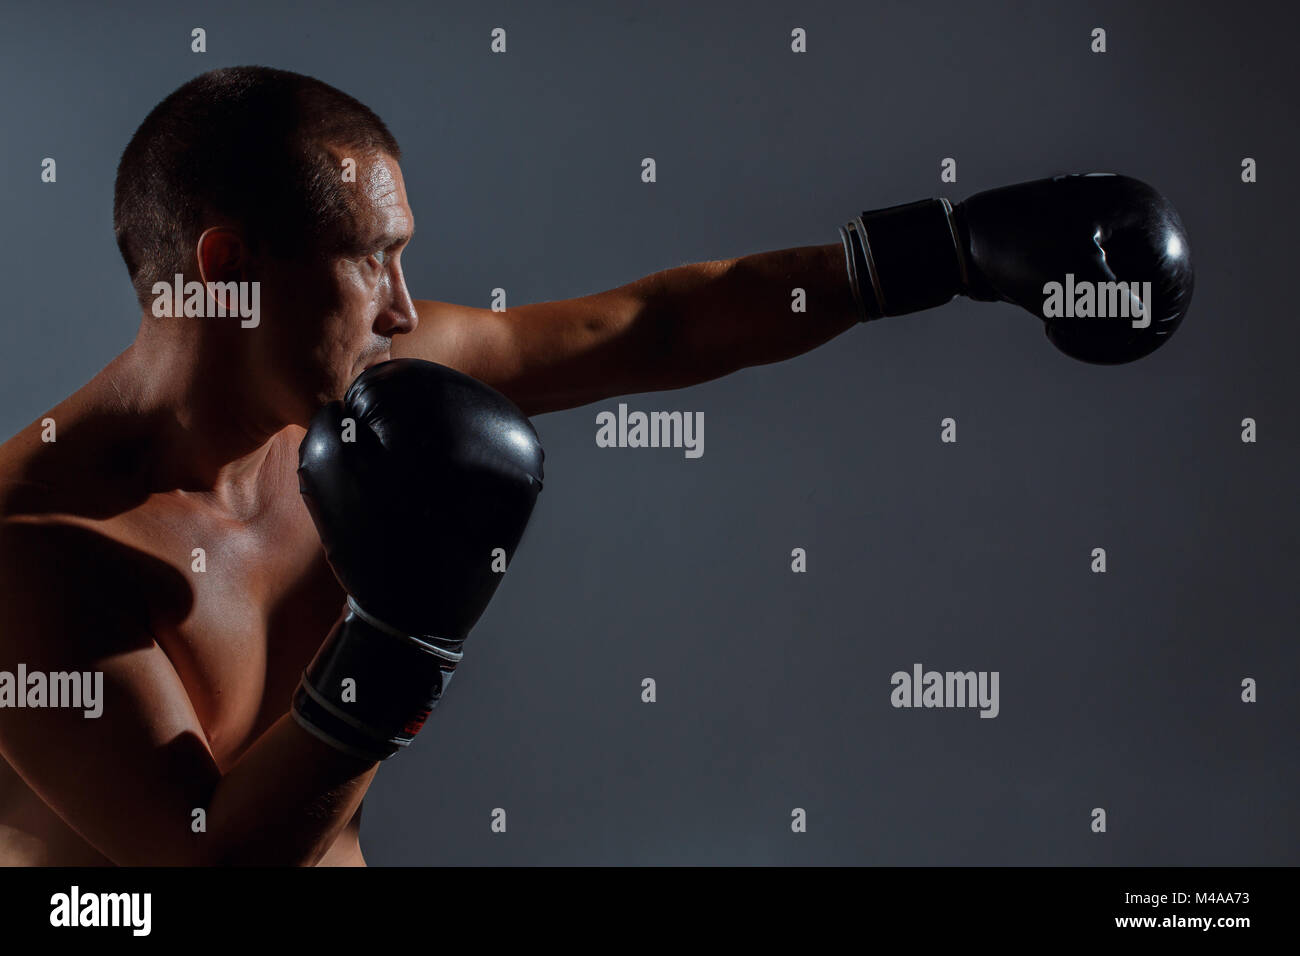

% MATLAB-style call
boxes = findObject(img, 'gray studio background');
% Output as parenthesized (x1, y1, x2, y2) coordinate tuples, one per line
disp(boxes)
(1, 0, 1295, 865)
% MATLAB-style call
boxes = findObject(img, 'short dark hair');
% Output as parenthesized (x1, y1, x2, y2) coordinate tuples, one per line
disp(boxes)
(113, 66, 401, 307)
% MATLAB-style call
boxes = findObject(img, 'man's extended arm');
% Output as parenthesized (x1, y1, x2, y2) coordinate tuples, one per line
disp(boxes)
(396, 175, 1198, 411)
(393, 243, 858, 416)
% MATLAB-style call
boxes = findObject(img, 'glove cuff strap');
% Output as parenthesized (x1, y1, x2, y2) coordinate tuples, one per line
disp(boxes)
(346, 596, 464, 665)
(839, 220, 871, 322)
(290, 607, 460, 761)
(842, 198, 966, 320)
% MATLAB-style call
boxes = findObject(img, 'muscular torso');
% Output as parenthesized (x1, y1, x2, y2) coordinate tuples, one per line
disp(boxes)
(0, 385, 365, 866)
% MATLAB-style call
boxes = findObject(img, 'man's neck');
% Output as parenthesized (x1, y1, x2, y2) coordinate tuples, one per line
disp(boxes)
(105, 324, 290, 516)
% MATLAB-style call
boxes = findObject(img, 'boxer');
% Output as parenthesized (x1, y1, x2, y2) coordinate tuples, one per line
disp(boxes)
(0, 66, 1191, 865)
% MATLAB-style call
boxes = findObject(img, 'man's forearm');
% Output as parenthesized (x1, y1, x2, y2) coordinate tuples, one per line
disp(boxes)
(640, 242, 859, 390)
(202, 713, 376, 866)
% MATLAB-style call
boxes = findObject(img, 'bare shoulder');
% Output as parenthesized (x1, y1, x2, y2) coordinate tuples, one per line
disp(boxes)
(0, 387, 191, 637)
(396, 300, 518, 383)
(0, 374, 143, 524)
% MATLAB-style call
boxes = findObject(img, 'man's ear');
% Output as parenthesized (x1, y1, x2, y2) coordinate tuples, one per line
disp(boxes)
(195, 227, 250, 312)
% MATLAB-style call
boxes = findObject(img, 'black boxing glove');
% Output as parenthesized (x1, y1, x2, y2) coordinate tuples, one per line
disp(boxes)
(292, 359, 544, 761)
(839, 173, 1195, 363)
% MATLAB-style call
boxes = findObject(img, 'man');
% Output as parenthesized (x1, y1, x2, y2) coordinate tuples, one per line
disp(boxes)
(0, 67, 1190, 865)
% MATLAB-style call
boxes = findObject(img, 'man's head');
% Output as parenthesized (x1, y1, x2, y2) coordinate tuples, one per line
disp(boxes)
(114, 66, 418, 425)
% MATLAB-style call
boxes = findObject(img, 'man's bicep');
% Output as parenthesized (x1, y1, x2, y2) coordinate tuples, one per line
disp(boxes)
(400, 291, 658, 415)
(0, 524, 220, 865)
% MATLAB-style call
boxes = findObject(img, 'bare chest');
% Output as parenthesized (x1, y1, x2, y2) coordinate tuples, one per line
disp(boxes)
(130, 492, 345, 769)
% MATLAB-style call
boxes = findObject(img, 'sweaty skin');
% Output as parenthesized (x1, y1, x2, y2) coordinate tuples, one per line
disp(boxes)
(0, 152, 857, 865)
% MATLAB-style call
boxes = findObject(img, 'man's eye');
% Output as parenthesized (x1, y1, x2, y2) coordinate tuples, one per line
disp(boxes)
(370, 250, 388, 267)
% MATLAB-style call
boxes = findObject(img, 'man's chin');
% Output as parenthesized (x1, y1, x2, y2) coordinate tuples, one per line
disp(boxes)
(300, 361, 387, 424)
(293, 386, 344, 429)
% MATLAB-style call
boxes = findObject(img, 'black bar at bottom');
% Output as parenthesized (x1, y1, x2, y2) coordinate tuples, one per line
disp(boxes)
(0, 865, 1279, 943)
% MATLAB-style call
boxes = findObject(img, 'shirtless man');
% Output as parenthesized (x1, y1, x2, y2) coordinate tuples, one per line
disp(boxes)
(0, 66, 1191, 866)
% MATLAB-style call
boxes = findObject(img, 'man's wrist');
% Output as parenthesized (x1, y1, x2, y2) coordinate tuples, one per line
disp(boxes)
(291, 602, 460, 760)
(841, 197, 967, 320)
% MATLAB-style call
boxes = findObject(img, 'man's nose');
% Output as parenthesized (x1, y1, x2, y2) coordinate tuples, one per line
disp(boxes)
(378, 267, 419, 336)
